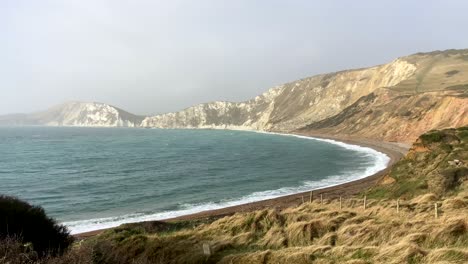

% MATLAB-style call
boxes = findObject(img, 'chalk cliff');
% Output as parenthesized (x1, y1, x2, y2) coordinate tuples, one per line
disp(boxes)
(141, 58, 417, 131)
(0, 102, 144, 127)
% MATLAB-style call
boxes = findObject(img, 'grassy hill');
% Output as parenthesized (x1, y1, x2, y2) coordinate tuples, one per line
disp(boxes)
(299, 50, 468, 143)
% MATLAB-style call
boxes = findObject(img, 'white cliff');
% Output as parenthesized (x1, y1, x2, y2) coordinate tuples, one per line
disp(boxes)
(141, 58, 417, 131)
(0, 102, 144, 127)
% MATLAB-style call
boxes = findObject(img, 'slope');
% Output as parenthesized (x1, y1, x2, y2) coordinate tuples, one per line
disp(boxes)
(143, 49, 468, 143)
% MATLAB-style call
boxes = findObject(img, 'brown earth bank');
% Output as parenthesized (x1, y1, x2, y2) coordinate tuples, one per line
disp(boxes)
(297, 89, 468, 144)
(75, 133, 410, 240)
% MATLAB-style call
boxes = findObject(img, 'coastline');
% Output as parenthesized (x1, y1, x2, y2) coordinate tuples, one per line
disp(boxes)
(75, 132, 410, 239)
(163, 132, 409, 218)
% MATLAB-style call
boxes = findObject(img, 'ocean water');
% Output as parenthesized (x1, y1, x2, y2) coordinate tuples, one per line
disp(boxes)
(0, 127, 389, 234)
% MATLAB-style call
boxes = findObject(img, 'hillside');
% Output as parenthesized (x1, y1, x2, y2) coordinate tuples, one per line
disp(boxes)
(0, 102, 145, 127)
(298, 50, 468, 143)
(142, 49, 468, 143)
(367, 127, 468, 199)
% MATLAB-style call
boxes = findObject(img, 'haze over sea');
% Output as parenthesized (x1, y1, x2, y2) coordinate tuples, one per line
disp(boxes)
(0, 127, 389, 234)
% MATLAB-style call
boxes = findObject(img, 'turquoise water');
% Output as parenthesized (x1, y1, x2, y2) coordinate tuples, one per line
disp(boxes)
(0, 127, 388, 234)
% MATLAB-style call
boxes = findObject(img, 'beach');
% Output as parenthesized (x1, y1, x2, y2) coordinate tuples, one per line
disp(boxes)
(164, 133, 409, 219)
(75, 132, 409, 239)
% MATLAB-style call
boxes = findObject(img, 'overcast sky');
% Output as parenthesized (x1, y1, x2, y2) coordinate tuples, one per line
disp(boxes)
(1, 0, 467, 115)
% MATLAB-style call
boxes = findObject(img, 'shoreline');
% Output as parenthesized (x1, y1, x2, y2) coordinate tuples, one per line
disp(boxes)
(75, 132, 410, 239)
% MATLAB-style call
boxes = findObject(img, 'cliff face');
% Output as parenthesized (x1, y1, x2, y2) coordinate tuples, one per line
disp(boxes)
(299, 50, 468, 143)
(141, 58, 417, 131)
(0, 102, 144, 127)
(142, 49, 468, 143)
(142, 87, 283, 130)
(299, 88, 467, 143)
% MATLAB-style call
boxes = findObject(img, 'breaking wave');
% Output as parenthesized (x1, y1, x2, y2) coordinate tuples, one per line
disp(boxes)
(65, 132, 389, 234)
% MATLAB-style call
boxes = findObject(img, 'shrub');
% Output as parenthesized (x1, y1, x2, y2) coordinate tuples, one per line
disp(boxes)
(0, 195, 74, 257)
(420, 131, 443, 144)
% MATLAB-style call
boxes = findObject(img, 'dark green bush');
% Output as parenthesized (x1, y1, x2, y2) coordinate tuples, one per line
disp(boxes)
(0, 195, 74, 257)
(420, 131, 443, 144)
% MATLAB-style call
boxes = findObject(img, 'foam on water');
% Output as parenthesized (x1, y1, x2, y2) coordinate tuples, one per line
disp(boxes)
(65, 132, 390, 234)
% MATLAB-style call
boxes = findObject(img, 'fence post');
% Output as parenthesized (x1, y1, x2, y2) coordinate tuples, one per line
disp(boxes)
(396, 199, 400, 214)
(203, 243, 212, 256)
(363, 195, 367, 210)
(309, 191, 313, 203)
(434, 203, 438, 219)
(320, 194, 323, 205)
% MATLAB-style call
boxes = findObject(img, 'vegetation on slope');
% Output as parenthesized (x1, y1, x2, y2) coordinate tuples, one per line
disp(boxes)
(81, 192, 467, 264)
(367, 127, 468, 199)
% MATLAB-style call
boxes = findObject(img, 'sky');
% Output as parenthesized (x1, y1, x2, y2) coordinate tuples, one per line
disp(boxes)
(1, 0, 468, 116)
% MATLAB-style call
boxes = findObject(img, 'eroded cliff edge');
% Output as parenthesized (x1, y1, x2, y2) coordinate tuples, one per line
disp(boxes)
(142, 49, 468, 143)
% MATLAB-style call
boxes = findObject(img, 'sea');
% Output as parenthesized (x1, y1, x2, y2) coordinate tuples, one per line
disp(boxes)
(0, 127, 389, 234)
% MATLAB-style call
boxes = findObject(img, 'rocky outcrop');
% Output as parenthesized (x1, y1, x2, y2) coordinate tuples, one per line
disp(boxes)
(0, 102, 144, 127)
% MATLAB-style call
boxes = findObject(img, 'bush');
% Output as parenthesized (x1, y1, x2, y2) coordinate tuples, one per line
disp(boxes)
(0, 195, 74, 257)
(420, 131, 443, 144)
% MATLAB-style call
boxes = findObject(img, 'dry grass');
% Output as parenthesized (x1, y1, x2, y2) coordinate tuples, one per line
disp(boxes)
(75, 186, 467, 264)
(0, 236, 93, 264)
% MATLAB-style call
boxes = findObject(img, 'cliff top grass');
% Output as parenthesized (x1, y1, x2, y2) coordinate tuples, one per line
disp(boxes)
(392, 49, 468, 94)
